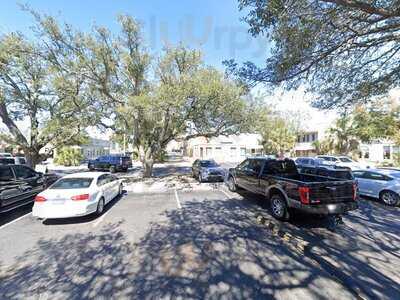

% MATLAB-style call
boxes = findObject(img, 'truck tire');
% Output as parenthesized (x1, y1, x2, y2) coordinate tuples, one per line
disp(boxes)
(270, 194, 290, 221)
(109, 165, 116, 173)
(227, 176, 237, 192)
(88, 164, 94, 171)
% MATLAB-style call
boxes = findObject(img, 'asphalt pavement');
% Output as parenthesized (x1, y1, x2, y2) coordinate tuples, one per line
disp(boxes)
(0, 182, 399, 299)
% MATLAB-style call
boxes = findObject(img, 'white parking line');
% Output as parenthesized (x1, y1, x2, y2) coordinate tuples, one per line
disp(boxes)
(220, 189, 233, 199)
(0, 212, 31, 230)
(92, 209, 111, 228)
(174, 188, 182, 209)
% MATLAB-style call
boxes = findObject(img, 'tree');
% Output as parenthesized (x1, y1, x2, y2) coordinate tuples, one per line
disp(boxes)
(33, 13, 254, 177)
(226, 0, 400, 108)
(256, 108, 298, 156)
(325, 115, 359, 155)
(0, 32, 93, 167)
(54, 147, 84, 166)
(120, 47, 254, 176)
(312, 140, 334, 155)
(352, 100, 400, 143)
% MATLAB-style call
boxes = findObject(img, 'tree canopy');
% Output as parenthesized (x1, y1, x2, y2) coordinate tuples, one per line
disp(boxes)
(0, 31, 93, 166)
(226, 0, 400, 108)
(29, 12, 255, 176)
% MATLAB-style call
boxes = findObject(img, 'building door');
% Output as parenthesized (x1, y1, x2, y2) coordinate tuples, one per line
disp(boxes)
(200, 147, 204, 158)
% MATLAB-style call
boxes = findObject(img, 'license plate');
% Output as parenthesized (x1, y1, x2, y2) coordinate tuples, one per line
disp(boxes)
(52, 199, 66, 204)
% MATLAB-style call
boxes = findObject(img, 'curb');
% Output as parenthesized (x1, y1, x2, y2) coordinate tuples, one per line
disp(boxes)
(256, 215, 310, 253)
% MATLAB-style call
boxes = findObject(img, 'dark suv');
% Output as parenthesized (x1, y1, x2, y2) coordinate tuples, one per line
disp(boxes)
(88, 155, 132, 173)
(0, 165, 58, 213)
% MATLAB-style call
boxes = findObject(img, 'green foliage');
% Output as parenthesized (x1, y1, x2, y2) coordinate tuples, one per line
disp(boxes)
(256, 108, 298, 156)
(0, 27, 94, 167)
(230, 0, 400, 108)
(54, 147, 84, 167)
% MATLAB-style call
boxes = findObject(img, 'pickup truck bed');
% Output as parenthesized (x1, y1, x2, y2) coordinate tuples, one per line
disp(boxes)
(227, 158, 358, 220)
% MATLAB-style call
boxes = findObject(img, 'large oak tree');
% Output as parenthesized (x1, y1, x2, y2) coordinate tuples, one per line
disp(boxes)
(226, 0, 400, 108)
(33, 13, 255, 176)
(0, 32, 94, 167)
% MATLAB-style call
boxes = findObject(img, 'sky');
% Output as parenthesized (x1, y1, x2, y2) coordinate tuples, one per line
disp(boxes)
(0, 0, 268, 69)
(0, 0, 334, 139)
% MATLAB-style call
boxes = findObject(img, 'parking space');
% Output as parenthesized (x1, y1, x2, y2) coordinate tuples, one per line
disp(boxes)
(0, 182, 399, 299)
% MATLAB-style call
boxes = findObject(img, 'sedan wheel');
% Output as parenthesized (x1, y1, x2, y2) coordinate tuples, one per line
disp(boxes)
(380, 191, 399, 206)
(96, 198, 105, 215)
(227, 177, 237, 192)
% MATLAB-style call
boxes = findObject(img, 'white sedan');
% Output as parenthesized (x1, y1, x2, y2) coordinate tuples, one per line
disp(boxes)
(32, 172, 123, 219)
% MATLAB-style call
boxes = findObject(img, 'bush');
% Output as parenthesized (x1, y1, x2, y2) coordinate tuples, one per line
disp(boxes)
(54, 147, 84, 166)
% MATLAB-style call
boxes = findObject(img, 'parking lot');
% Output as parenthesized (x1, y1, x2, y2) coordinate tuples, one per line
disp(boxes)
(0, 164, 399, 300)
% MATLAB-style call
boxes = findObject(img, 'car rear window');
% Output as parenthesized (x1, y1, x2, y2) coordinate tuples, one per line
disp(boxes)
(50, 178, 93, 189)
(0, 158, 15, 164)
(200, 161, 218, 167)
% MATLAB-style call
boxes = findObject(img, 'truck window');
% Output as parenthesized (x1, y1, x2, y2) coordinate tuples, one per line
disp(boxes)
(13, 165, 37, 179)
(263, 160, 298, 176)
(248, 160, 263, 174)
(237, 159, 250, 171)
(0, 166, 14, 181)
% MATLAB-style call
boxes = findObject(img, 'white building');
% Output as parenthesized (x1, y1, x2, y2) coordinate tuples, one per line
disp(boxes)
(186, 133, 264, 163)
(70, 138, 111, 160)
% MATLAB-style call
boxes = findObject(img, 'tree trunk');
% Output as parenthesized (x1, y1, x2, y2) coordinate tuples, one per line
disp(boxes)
(139, 146, 155, 178)
(143, 159, 154, 178)
(25, 150, 42, 170)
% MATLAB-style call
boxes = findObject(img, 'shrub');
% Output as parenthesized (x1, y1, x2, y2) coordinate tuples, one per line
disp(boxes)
(54, 147, 84, 166)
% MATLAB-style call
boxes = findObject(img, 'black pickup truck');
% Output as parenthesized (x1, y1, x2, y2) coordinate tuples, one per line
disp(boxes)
(226, 157, 358, 220)
(0, 164, 59, 213)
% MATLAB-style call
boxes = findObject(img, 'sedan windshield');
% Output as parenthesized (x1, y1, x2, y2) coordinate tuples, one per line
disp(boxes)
(50, 178, 93, 189)
(200, 161, 218, 167)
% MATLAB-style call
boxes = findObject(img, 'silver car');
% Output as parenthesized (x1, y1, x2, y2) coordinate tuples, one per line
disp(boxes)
(353, 169, 400, 206)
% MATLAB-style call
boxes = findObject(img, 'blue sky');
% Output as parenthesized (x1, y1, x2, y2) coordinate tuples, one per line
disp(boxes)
(0, 0, 268, 69)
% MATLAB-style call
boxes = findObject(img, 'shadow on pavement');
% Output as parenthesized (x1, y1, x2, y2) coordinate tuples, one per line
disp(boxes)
(235, 190, 400, 299)
(0, 202, 33, 227)
(0, 197, 353, 299)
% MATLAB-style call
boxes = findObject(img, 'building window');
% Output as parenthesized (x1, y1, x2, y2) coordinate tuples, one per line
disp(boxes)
(206, 147, 212, 157)
(306, 135, 310, 142)
(240, 147, 246, 156)
(383, 146, 391, 159)
(311, 133, 317, 142)
(230, 147, 236, 157)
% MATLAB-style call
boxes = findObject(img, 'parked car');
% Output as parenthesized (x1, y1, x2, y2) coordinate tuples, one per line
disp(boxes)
(316, 155, 371, 170)
(32, 172, 123, 219)
(192, 159, 225, 182)
(226, 158, 358, 220)
(353, 169, 400, 206)
(295, 157, 353, 180)
(0, 164, 58, 213)
(13, 156, 27, 165)
(88, 155, 132, 173)
(0, 153, 13, 158)
(0, 157, 15, 165)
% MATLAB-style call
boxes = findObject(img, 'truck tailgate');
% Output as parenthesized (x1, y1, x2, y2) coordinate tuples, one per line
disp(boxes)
(307, 181, 354, 204)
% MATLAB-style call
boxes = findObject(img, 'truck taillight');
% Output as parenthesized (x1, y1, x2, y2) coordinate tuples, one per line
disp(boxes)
(34, 195, 46, 202)
(352, 183, 357, 201)
(298, 187, 310, 204)
(71, 194, 90, 201)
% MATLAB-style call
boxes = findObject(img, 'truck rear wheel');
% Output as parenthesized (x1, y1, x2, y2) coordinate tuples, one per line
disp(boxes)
(270, 194, 290, 221)
(109, 165, 116, 173)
